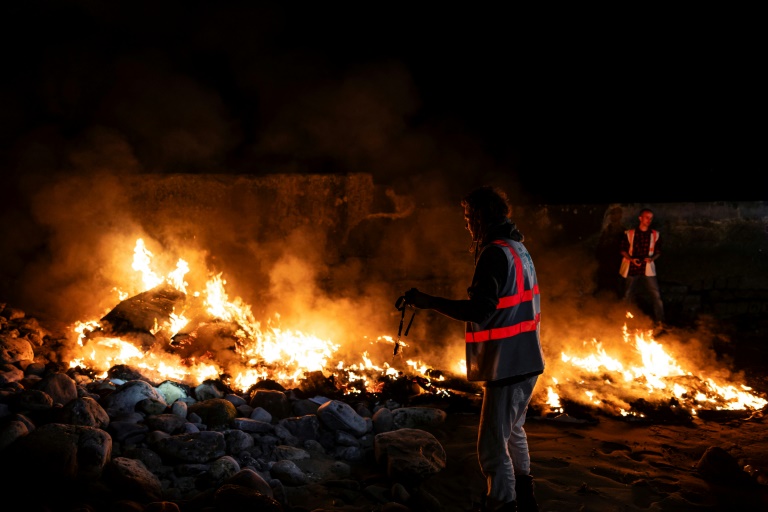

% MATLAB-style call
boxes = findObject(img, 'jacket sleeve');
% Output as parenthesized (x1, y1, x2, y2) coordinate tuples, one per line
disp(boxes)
(423, 245, 506, 323)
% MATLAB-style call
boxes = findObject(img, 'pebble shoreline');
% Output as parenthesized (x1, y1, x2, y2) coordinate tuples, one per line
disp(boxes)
(0, 303, 458, 512)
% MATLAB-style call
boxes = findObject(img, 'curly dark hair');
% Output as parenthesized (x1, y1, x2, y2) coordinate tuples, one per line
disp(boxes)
(461, 185, 510, 242)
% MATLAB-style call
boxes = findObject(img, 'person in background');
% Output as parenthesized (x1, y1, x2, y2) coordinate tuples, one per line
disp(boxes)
(595, 206, 626, 298)
(619, 207, 666, 331)
(400, 185, 544, 512)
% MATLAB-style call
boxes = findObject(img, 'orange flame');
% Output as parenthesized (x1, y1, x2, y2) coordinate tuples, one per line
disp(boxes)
(546, 324, 767, 416)
(68, 238, 766, 417)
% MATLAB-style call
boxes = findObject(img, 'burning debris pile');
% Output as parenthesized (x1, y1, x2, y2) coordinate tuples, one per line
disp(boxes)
(0, 234, 763, 428)
(541, 319, 768, 423)
(9, 237, 768, 422)
(59, 238, 475, 407)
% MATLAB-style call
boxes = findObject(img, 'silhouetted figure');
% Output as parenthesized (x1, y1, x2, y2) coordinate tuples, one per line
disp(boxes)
(595, 206, 625, 298)
(399, 185, 543, 512)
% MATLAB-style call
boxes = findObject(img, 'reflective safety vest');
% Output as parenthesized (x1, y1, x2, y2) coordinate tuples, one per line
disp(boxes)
(465, 238, 545, 382)
(619, 228, 659, 277)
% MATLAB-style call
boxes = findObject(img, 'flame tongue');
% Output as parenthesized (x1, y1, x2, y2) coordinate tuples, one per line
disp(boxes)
(550, 326, 767, 418)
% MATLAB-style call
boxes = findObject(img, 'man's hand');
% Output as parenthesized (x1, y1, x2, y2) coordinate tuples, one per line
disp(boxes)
(404, 288, 432, 310)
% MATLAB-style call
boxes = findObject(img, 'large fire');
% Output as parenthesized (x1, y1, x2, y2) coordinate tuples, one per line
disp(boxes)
(68, 239, 766, 419)
(70, 238, 447, 397)
(542, 313, 767, 418)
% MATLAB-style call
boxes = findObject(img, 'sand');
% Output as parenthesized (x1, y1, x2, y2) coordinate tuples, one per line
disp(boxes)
(416, 409, 768, 511)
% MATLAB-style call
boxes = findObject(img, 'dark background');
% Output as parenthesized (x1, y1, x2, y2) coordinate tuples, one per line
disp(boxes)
(1, 8, 766, 511)
(1, 2, 764, 207)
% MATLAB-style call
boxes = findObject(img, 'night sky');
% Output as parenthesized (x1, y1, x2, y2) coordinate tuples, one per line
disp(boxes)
(1, 11, 766, 511)
(1, 3, 764, 205)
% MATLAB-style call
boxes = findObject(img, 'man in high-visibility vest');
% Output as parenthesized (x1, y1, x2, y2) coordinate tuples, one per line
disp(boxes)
(619, 207, 665, 331)
(402, 185, 544, 512)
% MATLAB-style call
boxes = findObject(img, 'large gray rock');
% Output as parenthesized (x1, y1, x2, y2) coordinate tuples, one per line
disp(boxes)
(695, 445, 752, 485)
(57, 396, 110, 428)
(121, 445, 165, 472)
(0, 363, 23, 384)
(232, 417, 275, 433)
(206, 455, 241, 485)
(144, 413, 188, 434)
(391, 406, 447, 429)
(316, 399, 367, 436)
(374, 428, 446, 483)
(188, 398, 237, 429)
(0, 419, 29, 451)
(36, 372, 78, 406)
(222, 467, 274, 498)
(4, 423, 112, 482)
(154, 430, 227, 463)
(273, 445, 310, 461)
(278, 414, 320, 442)
(157, 380, 192, 405)
(102, 380, 167, 417)
(0, 333, 33, 364)
(270, 459, 309, 486)
(249, 389, 290, 420)
(103, 456, 164, 502)
(372, 406, 394, 433)
(13, 388, 53, 413)
(223, 428, 254, 454)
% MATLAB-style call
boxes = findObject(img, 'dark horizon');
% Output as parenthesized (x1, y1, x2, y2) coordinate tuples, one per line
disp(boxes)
(0, 3, 764, 206)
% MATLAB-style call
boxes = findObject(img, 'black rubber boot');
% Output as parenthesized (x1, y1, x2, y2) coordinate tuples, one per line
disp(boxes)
(515, 474, 539, 512)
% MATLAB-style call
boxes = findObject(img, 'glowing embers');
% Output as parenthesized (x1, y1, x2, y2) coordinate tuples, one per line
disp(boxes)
(542, 324, 767, 421)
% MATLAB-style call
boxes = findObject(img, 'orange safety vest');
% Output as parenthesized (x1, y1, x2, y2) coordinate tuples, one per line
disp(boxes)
(465, 239, 545, 382)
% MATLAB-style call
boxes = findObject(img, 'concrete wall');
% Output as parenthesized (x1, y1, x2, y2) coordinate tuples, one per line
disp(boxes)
(124, 172, 378, 262)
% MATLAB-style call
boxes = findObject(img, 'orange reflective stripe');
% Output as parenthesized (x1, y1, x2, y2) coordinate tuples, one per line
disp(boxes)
(492, 240, 537, 309)
(496, 284, 539, 309)
(497, 295, 521, 308)
(473, 240, 540, 343)
(493, 240, 525, 294)
(465, 313, 540, 343)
